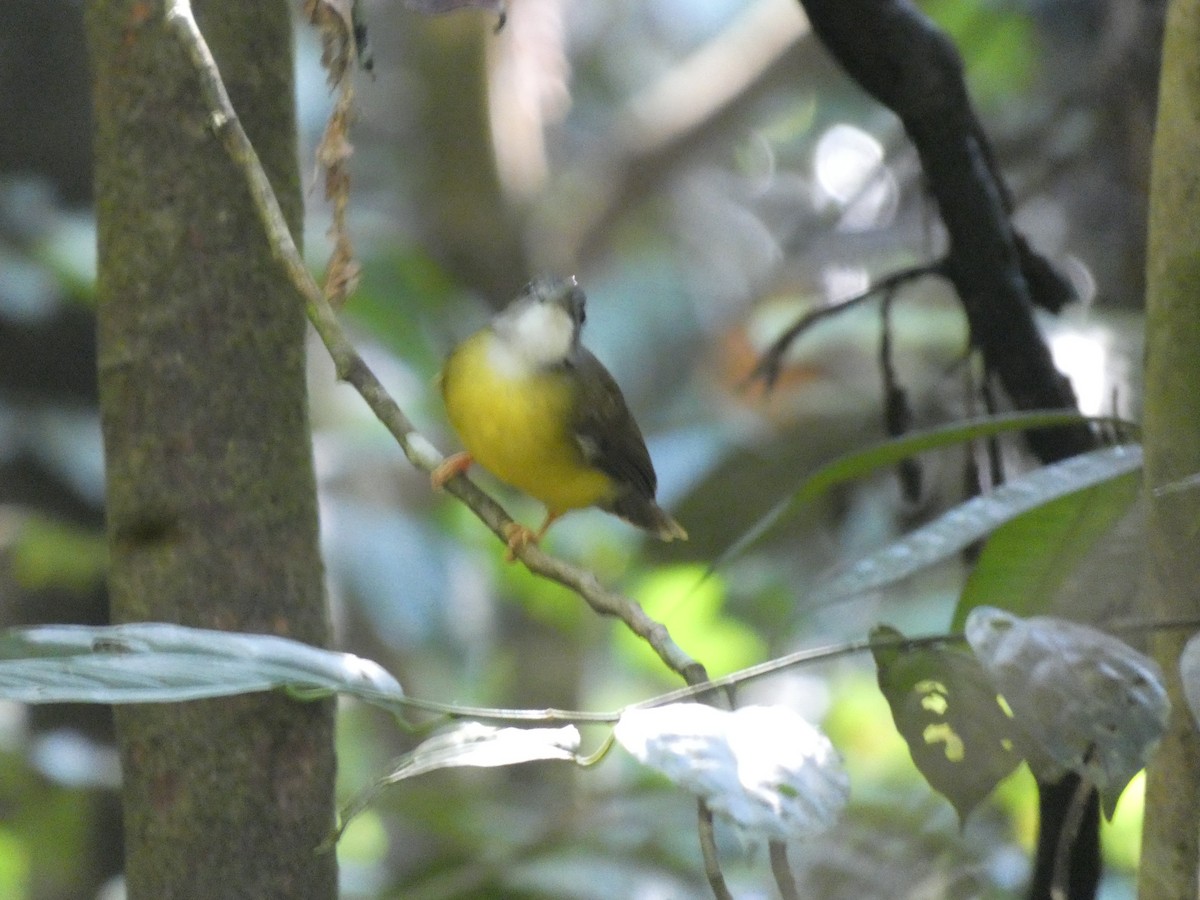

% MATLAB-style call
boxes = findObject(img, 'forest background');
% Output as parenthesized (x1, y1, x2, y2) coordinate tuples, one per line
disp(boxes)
(0, 0, 1182, 897)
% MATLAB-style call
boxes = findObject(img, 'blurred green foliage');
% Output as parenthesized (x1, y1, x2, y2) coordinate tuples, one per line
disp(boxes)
(11, 516, 107, 593)
(923, 0, 1040, 106)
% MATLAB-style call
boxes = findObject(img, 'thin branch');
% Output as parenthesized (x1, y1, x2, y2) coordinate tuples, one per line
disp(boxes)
(697, 798, 735, 900)
(330, 610, 1200, 738)
(795, 0, 1096, 464)
(746, 260, 946, 390)
(355, 626, 958, 727)
(879, 284, 921, 502)
(163, 0, 708, 690)
(769, 839, 801, 900)
(1050, 771, 1097, 900)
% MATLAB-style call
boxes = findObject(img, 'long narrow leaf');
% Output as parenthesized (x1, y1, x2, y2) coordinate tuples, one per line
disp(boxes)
(712, 411, 1118, 574)
(952, 471, 1141, 629)
(0, 623, 404, 708)
(812, 445, 1143, 605)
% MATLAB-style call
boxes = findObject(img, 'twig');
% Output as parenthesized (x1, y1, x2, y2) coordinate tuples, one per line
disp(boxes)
(697, 798, 735, 900)
(301, 0, 361, 307)
(368, 613, 1200, 728)
(879, 284, 921, 502)
(162, 0, 708, 689)
(1050, 769, 1096, 900)
(747, 260, 946, 390)
(769, 839, 801, 900)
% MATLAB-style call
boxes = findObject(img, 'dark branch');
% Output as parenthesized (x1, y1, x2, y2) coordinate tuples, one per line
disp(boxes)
(794, 3, 1103, 897)
(796, 0, 1095, 464)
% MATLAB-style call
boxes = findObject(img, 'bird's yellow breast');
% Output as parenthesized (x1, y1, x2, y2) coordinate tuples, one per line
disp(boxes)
(441, 329, 614, 513)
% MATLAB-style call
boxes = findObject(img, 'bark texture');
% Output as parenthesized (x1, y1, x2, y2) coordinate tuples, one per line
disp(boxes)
(1138, 0, 1200, 895)
(88, 2, 337, 896)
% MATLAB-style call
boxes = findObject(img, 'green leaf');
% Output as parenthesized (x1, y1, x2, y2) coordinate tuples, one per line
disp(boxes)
(871, 625, 1020, 821)
(814, 445, 1142, 605)
(0, 624, 404, 708)
(711, 411, 1118, 575)
(952, 470, 1141, 629)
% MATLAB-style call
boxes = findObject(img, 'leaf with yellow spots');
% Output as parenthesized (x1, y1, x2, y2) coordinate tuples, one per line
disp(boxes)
(871, 625, 1020, 822)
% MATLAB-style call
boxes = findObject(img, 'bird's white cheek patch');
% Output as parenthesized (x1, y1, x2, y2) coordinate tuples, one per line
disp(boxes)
(510, 304, 575, 366)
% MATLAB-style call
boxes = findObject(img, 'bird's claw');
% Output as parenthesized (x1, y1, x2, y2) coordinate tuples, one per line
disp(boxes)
(431, 452, 473, 490)
(502, 522, 539, 562)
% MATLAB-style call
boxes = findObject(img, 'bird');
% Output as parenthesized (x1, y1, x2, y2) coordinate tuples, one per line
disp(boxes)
(432, 275, 687, 559)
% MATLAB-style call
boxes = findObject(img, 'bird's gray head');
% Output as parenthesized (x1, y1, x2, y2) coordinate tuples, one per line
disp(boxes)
(490, 276, 586, 369)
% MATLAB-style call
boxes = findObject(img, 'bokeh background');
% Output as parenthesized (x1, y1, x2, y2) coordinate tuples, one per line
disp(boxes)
(0, 0, 1160, 896)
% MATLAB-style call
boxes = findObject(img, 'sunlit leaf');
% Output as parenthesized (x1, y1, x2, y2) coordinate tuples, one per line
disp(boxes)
(386, 722, 581, 780)
(813, 445, 1142, 605)
(615, 704, 848, 839)
(965, 607, 1169, 817)
(0, 624, 403, 708)
(871, 625, 1019, 821)
(336, 722, 582, 837)
(952, 469, 1141, 629)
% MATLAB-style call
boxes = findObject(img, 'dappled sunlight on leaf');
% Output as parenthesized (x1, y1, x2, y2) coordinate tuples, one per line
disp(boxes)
(336, 721, 582, 839)
(871, 625, 1020, 822)
(382, 721, 581, 779)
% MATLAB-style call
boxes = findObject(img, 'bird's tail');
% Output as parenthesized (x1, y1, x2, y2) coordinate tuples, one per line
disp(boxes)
(650, 507, 688, 542)
(610, 494, 688, 542)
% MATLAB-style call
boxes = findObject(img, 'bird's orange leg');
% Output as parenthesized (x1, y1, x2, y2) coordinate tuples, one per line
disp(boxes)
(503, 510, 563, 562)
(535, 510, 563, 542)
(431, 452, 473, 490)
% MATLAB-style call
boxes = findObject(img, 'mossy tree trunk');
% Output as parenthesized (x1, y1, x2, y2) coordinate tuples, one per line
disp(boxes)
(1139, 0, 1200, 896)
(87, 2, 337, 896)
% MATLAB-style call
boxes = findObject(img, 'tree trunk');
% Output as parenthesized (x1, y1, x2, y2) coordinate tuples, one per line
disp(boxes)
(1139, 0, 1200, 896)
(87, 2, 337, 896)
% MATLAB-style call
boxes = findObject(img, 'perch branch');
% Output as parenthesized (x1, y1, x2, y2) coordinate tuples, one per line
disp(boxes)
(166, 5, 728, 893)
(163, 0, 708, 689)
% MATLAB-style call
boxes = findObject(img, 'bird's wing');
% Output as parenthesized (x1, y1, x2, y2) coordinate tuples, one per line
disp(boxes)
(565, 348, 657, 499)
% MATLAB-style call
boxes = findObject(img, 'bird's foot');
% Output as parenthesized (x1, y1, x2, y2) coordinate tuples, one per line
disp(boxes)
(502, 522, 539, 562)
(431, 452, 473, 490)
